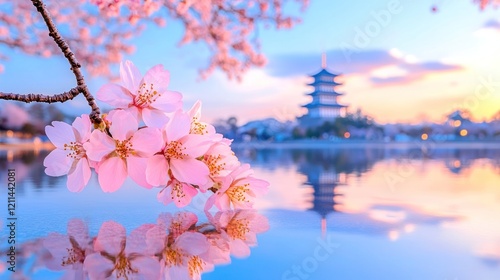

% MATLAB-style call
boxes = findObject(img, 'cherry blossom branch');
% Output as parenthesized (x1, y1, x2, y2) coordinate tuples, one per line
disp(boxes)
(0, 0, 102, 125)
(0, 1, 307, 80)
(0, 87, 80, 103)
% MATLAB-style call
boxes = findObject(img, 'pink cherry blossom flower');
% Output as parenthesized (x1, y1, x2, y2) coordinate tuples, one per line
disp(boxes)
(157, 179, 199, 208)
(43, 219, 93, 280)
(84, 221, 161, 280)
(97, 60, 182, 128)
(187, 100, 217, 138)
(84, 110, 162, 192)
(201, 140, 240, 191)
(146, 111, 212, 188)
(44, 114, 92, 192)
(205, 164, 269, 211)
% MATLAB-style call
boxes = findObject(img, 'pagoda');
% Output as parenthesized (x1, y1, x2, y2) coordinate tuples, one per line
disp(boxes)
(299, 54, 347, 127)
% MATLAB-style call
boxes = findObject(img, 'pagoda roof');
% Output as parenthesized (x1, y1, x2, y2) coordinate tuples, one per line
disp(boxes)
(307, 90, 344, 96)
(307, 80, 342, 86)
(310, 68, 341, 78)
(302, 103, 347, 108)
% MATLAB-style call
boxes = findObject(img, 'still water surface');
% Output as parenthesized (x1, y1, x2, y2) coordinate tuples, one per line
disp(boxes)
(1, 146, 500, 279)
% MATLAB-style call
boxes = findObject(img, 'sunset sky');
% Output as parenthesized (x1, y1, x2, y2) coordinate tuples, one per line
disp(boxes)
(2, 0, 500, 124)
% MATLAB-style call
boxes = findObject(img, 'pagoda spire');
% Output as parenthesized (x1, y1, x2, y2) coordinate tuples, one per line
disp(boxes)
(321, 52, 327, 68)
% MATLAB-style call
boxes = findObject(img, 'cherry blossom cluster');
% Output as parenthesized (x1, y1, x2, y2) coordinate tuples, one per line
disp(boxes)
(43, 60, 268, 210)
(0, 0, 307, 79)
(3, 210, 269, 280)
(474, 0, 500, 9)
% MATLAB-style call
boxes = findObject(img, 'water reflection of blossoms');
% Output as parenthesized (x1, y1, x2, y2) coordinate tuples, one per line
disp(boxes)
(7, 210, 269, 280)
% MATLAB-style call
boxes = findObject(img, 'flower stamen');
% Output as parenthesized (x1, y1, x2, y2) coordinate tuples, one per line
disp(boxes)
(164, 141, 187, 160)
(115, 139, 133, 159)
(227, 219, 250, 240)
(135, 82, 161, 108)
(63, 142, 85, 160)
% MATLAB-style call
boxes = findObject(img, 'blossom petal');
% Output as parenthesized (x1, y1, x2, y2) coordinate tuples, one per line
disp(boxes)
(44, 149, 72, 176)
(150, 90, 182, 112)
(242, 177, 269, 196)
(157, 187, 174, 205)
(131, 127, 162, 156)
(215, 193, 231, 211)
(72, 114, 92, 143)
(83, 131, 115, 162)
(146, 155, 170, 186)
(182, 134, 212, 158)
(165, 111, 190, 141)
(142, 64, 170, 93)
(170, 158, 209, 186)
(142, 108, 170, 128)
(120, 60, 142, 93)
(187, 100, 202, 120)
(98, 157, 127, 192)
(172, 182, 197, 208)
(67, 159, 91, 192)
(96, 83, 133, 108)
(204, 194, 216, 211)
(109, 110, 138, 141)
(127, 156, 152, 189)
(46, 121, 76, 148)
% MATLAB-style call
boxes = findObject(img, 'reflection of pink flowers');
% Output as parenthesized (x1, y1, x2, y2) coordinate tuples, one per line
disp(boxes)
(84, 110, 162, 192)
(43, 219, 93, 280)
(146, 218, 212, 280)
(157, 212, 198, 240)
(44, 114, 92, 192)
(213, 210, 269, 258)
(147, 111, 212, 187)
(206, 164, 269, 211)
(84, 221, 161, 280)
(97, 60, 182, 128)
(161, 231, 212, 280)
(11, 210, 269, 279)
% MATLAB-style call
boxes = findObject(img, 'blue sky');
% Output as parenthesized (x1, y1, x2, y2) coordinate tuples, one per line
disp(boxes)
(2, 0, 500, 124)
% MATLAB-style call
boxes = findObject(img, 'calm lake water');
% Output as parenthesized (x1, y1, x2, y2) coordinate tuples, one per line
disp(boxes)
(1, 145, 500, 279)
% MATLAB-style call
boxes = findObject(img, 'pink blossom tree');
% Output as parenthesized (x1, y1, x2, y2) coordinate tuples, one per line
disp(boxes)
(0, 1, 270, 209)
(0, 0, 308, 79)
(473, 0, 500, 9)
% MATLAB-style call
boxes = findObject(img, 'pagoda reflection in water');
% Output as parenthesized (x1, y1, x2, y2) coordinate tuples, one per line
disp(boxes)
(294, 149, 382, 235)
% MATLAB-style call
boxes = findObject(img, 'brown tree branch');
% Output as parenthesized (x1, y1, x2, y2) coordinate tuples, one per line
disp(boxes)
(0, 0, 102, 125)
(0, 87, 81, 104)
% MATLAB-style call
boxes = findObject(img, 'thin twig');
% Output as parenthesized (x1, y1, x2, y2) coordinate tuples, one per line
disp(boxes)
(0, 0, 102, 125)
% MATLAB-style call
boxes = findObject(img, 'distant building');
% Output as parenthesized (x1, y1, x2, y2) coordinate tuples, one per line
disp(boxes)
(445, 110, 470, 127)
(299, 54, 348, 127)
